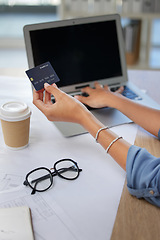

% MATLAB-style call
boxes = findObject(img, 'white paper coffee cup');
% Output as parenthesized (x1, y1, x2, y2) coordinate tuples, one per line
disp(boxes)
(0, 101, 31, 150)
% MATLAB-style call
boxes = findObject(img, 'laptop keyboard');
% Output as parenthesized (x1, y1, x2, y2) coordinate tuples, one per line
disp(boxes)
(78, 86, 142, 101)
(110, 86, 142, 100)
(51, 86, 142, 108)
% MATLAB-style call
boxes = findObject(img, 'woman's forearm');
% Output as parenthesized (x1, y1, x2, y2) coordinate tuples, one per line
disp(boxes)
(80, 111, 131, 170)
(76, 83, 160, 138)
(111, 93, 160, 138)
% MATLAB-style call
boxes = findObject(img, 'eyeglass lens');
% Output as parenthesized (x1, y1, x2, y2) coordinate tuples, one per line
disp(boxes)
(55, 160, 79, 179)
(27, 168, 52, 191)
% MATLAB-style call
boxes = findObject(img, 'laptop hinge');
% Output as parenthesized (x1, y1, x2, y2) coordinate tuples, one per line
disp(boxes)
(75, 84, 89, 89)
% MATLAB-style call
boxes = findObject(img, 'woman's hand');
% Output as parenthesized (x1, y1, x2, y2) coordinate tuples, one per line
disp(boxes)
(75, 82, 124, 108)
(33, 83, 90, 125)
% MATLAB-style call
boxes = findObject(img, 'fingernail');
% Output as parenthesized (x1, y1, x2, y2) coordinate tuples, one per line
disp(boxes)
(44, 83, 50, 87)
(74, 95, 79, 99)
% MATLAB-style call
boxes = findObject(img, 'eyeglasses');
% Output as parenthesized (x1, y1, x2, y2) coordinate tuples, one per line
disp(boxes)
(23, 159, 82, 195)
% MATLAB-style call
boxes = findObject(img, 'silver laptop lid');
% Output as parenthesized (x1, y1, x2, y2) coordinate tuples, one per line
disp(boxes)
(23, 14, 128, 94)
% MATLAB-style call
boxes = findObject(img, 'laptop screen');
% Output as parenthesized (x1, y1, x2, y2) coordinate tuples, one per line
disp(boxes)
(24, 14, 128, 92)
(29, 20, 122, 88)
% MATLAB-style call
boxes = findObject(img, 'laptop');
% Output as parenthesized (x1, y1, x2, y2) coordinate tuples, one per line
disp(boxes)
(23, 14, 159, 137)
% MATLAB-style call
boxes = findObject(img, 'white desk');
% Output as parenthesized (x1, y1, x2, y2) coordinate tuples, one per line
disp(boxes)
(0, 72, 150, 240)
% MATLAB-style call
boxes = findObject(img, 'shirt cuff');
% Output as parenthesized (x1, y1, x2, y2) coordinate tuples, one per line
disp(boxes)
(158, 129, 160, 140)
(126, 145, 160, 207)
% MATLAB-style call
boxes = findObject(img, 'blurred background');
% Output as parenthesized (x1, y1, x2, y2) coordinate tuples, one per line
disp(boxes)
(0, 0, 160, 76)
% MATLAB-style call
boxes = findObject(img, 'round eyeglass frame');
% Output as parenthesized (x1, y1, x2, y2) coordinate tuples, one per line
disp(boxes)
(23, 158, 82, 194)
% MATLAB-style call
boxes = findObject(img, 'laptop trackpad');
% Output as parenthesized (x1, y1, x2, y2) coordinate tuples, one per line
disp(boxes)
(91, 107, 132, 127)
(53, 108, 132, 137)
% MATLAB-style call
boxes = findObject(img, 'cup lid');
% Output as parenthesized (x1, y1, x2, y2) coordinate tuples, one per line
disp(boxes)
(0, 101, 31, 122)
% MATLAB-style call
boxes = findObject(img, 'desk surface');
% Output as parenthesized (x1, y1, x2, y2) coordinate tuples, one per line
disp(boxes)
(0, 69, 160, 240)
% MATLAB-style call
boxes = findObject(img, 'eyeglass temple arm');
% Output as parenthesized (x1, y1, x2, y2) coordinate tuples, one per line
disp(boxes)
(23, 177, 44, 194)
(24, 168, 70, 186)
(23, 173, 53, 186)
(24, 169, 69, 187)
(23, 166, 83, 186)
(31, 177, 45, 195)
(51, 167, 82, 176)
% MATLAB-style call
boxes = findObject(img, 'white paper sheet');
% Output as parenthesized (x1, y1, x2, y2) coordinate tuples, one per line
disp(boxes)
(0, 187, 86, 240)
(0, 76, 138, 240)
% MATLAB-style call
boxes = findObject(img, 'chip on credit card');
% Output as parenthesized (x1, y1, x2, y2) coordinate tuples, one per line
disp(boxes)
(25, 61, 60, 91)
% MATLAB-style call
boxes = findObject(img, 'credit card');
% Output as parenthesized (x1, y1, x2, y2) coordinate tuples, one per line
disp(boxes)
(25, 61, 60, 91)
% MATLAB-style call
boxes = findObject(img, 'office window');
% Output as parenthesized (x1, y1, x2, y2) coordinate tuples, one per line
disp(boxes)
(0, 0, 60, 5)
(0, 0, 60, 39)
(150, 19, 160, 68)
(0, 0, 60, 68)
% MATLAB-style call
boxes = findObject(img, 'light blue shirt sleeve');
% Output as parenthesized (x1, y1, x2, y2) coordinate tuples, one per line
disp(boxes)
(158, 129, 160, 140)
(126, 145, 160, 207)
